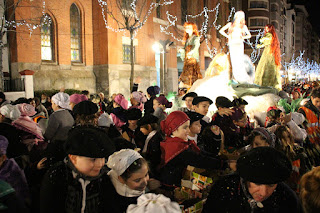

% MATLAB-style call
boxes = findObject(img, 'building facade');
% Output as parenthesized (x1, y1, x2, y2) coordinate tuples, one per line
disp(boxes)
(5, 0, 230, 97)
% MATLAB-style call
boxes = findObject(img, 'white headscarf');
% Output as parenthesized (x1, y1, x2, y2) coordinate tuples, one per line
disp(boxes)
(0, 104, 21, 121)
(126, 193, 181, 213)
(107, 149, 142, 176)
(98, 112, 114, 128)
(51, 92, 71, 110)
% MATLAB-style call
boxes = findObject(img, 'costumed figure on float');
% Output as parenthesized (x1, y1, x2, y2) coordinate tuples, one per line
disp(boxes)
(219, 11, 253, 84)
(254, 24, 282, 91)
(178, 22, 203, 88)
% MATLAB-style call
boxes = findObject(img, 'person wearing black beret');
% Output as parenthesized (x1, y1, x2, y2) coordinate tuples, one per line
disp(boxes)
(179, 92, 198, 113)
(192, 96, 213, 133)
(73, 100, 99, 126)
(40, 126, 116, 213)
(211, 96, 234, 128)
(203, 147, 303, 213)
(138, 114, 163, 175)
(121, 108, 146, 150)
(185, 111, 203, 144)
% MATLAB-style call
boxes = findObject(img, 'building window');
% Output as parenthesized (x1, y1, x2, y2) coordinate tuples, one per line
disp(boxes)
(248, 0, 268, 10)
(249, 17, 269, 27)
(122, 44, 135, 64)
(271, 3, 278, 12)
(41, 15, 54, 61)
(70, 3, 82, 62)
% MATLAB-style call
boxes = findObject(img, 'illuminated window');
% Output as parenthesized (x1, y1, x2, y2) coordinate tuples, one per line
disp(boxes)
(122, 44, 135, 64)
(41, 15, 54, 61)
(70, 3, 82, 62)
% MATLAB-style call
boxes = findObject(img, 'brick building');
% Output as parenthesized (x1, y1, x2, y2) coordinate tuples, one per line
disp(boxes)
(6, 0, 230, 97)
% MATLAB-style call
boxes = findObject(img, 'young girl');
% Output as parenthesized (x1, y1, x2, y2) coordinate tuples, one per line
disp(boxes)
(159, 111, 228, 188)
(110, 94, 128, 130)
(138, 114, 163, 174)
(121, 108, 146, 149)
(107, 149, 150, 213)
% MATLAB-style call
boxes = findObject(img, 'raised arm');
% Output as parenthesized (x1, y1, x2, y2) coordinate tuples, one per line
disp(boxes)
(219, 22, 231, 39)
(242, 25, 251, 40)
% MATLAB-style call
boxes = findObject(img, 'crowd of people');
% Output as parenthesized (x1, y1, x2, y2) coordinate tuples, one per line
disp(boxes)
(0, 80, 320, 213)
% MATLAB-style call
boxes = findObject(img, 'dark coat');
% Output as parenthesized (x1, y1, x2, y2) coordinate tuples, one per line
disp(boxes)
(121, 124, 146, 150)
(40, 161, 113, 213)
(144, 97, 155, 115)
(142, 132, 163, 176)
(0, 122, 27, 159)
(202, 174, 302, 213)
(159, 145, 227, 187)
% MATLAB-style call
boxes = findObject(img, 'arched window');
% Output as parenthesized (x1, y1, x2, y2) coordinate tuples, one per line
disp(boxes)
(41, 14, 54, 61)
(70, 3, 82, 62)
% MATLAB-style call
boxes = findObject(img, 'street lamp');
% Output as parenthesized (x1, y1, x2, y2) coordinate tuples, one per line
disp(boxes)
(152, 39, 172, 94)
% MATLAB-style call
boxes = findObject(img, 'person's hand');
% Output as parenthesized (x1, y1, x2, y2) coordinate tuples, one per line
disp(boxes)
(37, 157, 47, 170)
(211, 125, 221, 135)
(148, 178, 161, 191)
(218, 108, 234, 116)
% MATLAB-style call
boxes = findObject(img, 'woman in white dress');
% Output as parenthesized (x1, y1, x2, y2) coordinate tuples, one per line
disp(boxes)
(219, 11, 252, 84)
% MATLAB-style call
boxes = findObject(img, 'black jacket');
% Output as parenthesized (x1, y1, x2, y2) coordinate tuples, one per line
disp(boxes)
(202, 174, 302, 213)
(159, 147, 227, 187)
(40, 161, 114, 213)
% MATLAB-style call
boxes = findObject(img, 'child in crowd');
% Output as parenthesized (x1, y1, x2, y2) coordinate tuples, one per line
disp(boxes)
(129, 91, 147, 111)
(145, 86, 160, 115)
(138, 114, 163, 175)
(0, 104, 28, 159)
(158, 111, 229, 188)
(69, 93, 88, 110)
(0, 136, 29, 204)
(220, 107, 250, 150)
(211, 96, 234, 127)
(300, 166, 320, 213)
(72, 100, 99, 126)
(153, 94, 172, 123)
(121, 108, 146, 149)
(274, 125, 309, 192)
(192, 96, 213, 132)
(180, 92, 198, 113)
(266, 106, 307, 142)
(111, 94, 128, 130)
(185, 111, 203, 144)
(12, 103, 44, 151)
(40, 126, 116, 213)
(107, 149, 150, 213)
(98, 112, 121, 139)
(247, 127, 276, 148)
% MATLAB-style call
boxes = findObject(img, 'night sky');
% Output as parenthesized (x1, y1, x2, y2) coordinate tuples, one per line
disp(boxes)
(292, 0, 320, 37)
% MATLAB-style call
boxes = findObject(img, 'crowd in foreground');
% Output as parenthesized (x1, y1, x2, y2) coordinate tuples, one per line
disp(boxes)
(0, 81, 320, 213)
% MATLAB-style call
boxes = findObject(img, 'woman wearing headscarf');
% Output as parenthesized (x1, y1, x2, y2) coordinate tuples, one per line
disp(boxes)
(44, 92, 74, 142)
(43, 92, 74, 164)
